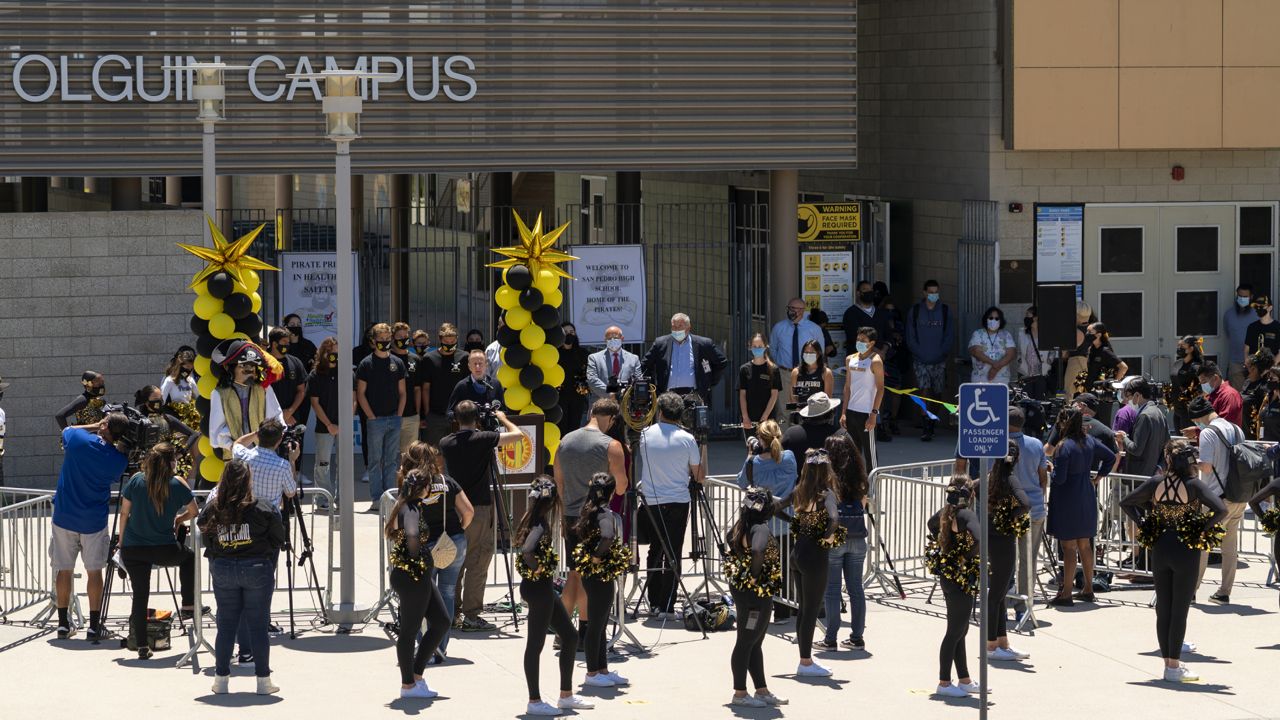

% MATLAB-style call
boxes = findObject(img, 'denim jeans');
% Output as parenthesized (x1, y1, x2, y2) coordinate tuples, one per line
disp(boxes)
(823, 536, 868, 643)
(312, 432, 336, 506)
(212, 556, 276, 677)
(365, 416, 402, 502)
(430, 532, 467, 653)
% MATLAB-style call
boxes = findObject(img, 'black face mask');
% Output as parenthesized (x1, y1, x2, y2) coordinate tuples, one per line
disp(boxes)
(415, 344, 429, 354)
(146, 400, 162, 413)
(440, 342, 457, 353)
(179, 368, 191, 380)
(375, 341, 392, 352)
(1023, 317, 1034, 331)
(394, 338, 408, 350)
(87, 386, 106, 398)
(287, 325, 303, 339)
(1176, 347, 1187, 359)
(275, 344, 290, 355)
(464, 341, 483, 352)
(1258, 308, 1270, 318)
(1084, 333, 1097, 345)
(564, 334, 578, 348)
(327, 353, 339, 365)
(858, 292, 875, 304)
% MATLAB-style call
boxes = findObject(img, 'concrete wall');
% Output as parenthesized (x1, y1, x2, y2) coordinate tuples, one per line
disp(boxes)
(0, 211, 203, 488)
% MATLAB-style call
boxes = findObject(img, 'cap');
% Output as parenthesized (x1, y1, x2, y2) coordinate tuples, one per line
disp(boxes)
(1188, 396, 1215, 420)
(1074, 393, 1100, 412)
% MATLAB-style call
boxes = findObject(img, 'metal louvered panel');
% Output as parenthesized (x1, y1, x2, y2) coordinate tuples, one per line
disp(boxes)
(0, 1, 857, 174)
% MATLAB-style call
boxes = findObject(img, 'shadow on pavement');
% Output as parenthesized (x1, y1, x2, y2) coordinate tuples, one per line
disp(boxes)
(1125, 680, 1234, 695)
(286, 633, 393, 653)
(195, 693, 285, 707)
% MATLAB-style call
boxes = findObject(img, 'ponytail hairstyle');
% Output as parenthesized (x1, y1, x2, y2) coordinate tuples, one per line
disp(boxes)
(1179, 335, 1204, 364)
(134, 385, 162, 412)
(987, 440, 1019, 504)
(385, 469, 432, 540)
(795, 448, 835, 510)
(1089, 322, 1113, 348)
(574, 472, 616, 539)
(396, 441, 441, 492)
(727, 485, 776, 552)
(514, 475, 560, 549)
(824, 430, 868, 504)
(199, 459, 255, 535)
(142, 442, 177, 514)
(938, 474, 975, 555)
(755, 420, 784, 463)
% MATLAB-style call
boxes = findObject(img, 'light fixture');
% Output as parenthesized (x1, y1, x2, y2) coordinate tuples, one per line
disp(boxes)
(323, 72, 363, 141)
(192, 63, 226, 122)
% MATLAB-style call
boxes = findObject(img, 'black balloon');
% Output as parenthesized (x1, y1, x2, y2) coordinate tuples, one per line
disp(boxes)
(544, 404, 563, 425)
(543, 325, 565, 348)
(195, 396, 211, 418)
(519, 365, 545, 389)
(504, 344, 531, 369)
(505, 265, 533, 291)
(531, 384, 559, 409)
(235, 313, 263, 339)
(196, 333, 219, 357)
(496, 323, 521, 348)
(206, 272, 234, 300)
(223, 292, 253, 319)
(533, 304, 560, 329)
(190, 314, 210, 337)
(518, 287, 544, 311)
(208, 358, 226, 380)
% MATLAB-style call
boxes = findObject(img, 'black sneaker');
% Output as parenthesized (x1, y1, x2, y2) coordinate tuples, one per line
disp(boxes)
(843, 636, 865, 649)
(815, 638, 838, 650)
(460, 616, 496, 632)
(180, 606, 210, 620)
(137, 646, 153, 660)
(85, 624, 102, 642)
(238, 653, 254, 664)
(1209, 593, 1230, 605)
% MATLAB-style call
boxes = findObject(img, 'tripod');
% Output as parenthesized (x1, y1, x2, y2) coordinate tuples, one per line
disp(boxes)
(282, 491, 328, 638)
(486, 448, 521, 630)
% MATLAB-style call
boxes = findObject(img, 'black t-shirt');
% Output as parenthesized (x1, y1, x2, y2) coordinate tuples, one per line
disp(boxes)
(272, 354, 309, 415)
(439, 429, 501, 505)
(394, 351, 421, 417)
(308, 368, 352, 434)
(290, 336, 318, 372)
(782, 420, 837, 458)
(793, 367, 825, 406)
(356, 353, 407, 418)
(1086, 345, 1121, 382)
(422, 350, 470, 415)
(423, 476, 466, 539)
(1245, 320, 1280, 358)
(738, 361, 782, 420)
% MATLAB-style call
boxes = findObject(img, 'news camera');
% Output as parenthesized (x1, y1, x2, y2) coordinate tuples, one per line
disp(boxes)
(680, 392, 711, 444)
(276, 423, 307, 460)
(1008, 382, 1063, 441)
(620, 369, 657, 432)
(476, 400, 504, 432)
(101, 403, 163, 466)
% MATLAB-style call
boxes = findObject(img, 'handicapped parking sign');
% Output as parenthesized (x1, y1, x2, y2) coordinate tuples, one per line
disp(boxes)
(958, 383, 1009, 459)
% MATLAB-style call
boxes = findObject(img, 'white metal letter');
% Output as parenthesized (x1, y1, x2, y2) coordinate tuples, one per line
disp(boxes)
(443, 55, 477, 102)
(13, 55, 57, 102)
(249, 55, 286, 102)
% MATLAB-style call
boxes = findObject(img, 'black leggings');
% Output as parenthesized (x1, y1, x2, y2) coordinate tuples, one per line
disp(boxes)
(845, 411, 874, 470)
(391, 568, 451, 686)
(987, 530, 1016, 641)
(121, 543, 195, 650)
(582, 576, 614, 673)
(730, 590, 773, 692)
(1152, 531, 1199, 660)
(792, 539, 828, 660)
(939, 578, 973, 682)
(521, 578, 578, 699)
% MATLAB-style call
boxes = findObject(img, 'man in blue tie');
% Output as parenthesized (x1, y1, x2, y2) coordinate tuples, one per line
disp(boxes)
(446, 350, 499, 419)
(769, 298, 825, 422)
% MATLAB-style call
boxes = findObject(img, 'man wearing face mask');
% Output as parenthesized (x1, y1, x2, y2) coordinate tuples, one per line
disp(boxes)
(1223, 285, 1255, 391)
(356, 323, 408, 510)
(55, 371, 109, 430)
(1195, 362, 1243, 427)
(411, 329, 432, 357)
(587, 326, 641, 401)
(283, 314, 317, 372)
(422, 323, 470, 444)
(1244, 296, 1280, 363)
(391, 322, 422, 454)
(768, 298, 825, 420)
(841, 280, 893, 358)
(905, 280, 953, 441)
(642, 313, 729, 401)
(1112, 378, 1168, 477)
(446, 350, 498, 419)
(558, 322, 591, 434)
(208, 341, 285, 454)
(267, 327, 309, 431)
(1188, 396, 1250, 604)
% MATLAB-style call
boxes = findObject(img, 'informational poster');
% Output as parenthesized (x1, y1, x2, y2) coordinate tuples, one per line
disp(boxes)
(566, 244, 647, 345)
(1035, 204, 1084, 283)
(801, 250, 855, 319)
(798, 203, 861, 242)
(278, 252, 361, 346)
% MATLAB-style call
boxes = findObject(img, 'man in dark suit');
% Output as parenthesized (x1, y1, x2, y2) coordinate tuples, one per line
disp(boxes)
(586, 325, 642, 401)
(446, 349, 499, 419)
(1114, 377, 1170, 476)
(642, 313, 729, 402)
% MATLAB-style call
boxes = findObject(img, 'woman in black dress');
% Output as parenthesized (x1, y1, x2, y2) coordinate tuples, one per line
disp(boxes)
(556, 323, 590, 437)
(1169, 335, 1204, 430)
(1047, 408, 1116, 606)
(985, 441, 1031, 662)
(724, 486, 788, 708)
(928, 475, 982, 697)
(1121, 439, 1227, 683)
(1083, 322, 1128, 425)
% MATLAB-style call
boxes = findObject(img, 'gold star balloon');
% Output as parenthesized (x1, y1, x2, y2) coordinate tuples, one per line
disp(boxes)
(488, 210, 578, 279)
(178, 215, 279, 288)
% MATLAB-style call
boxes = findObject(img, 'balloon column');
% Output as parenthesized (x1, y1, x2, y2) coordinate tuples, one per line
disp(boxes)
(178, 215, 278, 483)
(489, 211, 578, 462)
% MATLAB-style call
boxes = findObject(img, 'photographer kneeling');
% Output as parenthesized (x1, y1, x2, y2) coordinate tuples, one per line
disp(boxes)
(637, 392, 704, 616)
(119, 442, 199, 658)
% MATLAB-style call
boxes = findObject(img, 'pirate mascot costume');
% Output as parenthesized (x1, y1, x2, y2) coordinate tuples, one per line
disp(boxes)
(207, 339, 285, 457)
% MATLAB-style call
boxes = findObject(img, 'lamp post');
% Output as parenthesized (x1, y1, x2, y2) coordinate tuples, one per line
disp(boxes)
(168, 61, 246, 246)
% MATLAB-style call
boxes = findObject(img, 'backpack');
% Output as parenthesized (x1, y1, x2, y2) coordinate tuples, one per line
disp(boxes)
(1206, 424, 1271, 503)
(682, 595, 736, 632)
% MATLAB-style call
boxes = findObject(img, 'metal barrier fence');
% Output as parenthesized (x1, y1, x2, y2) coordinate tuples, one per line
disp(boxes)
(865, 460, 956, 592)
(0, 492, 58, 622)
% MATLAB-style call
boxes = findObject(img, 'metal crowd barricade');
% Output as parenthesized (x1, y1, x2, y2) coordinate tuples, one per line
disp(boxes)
(0, 490, 58, 623)
(865, 461, 956, 594)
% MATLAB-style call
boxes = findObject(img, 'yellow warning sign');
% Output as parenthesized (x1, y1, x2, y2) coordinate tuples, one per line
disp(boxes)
(798, 203, 861, 242)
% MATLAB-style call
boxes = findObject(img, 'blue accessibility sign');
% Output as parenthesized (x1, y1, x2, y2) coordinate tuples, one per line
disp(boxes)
(957, 383, 1010, 459)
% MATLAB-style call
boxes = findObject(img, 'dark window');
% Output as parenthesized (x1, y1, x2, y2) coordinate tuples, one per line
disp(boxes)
(1099, 227, 1143, 273)
(1240, 252, 1273, 301)
(1240, 206, 1273, 247)
(1176, 291, 1219, 337)
(1099, 292, 1142, 338)
(1120, 357, 1142, 376)
(1175, 226, 1218, 272)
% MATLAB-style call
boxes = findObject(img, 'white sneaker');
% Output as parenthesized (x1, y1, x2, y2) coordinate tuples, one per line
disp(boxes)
(755, 692, 789, 706)
(1163, 664, 1199, 683)
(401, 683, 437, 699)
(415, 679, 439, 698)
(256, 676, 280, 695)
(583, 674, 616, 688)
(557, 695, 595, 710)
(1182, 641, 1197, 654)
(1003, 646, 1030, 660)
(527, 701, 562, 716)
(958, 681, 982, 694)
(936, 683, 968, 698)
(796, 661, 833, 677)
(988, 646, 1029, 661)
(211, 675, 229, 694)
(601, 671, 629, 686)
(731, 694, 768, 708)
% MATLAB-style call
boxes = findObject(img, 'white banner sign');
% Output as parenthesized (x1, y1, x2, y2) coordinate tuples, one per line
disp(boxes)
(566, 244, 647, 345)
(278, 252, 361, 346)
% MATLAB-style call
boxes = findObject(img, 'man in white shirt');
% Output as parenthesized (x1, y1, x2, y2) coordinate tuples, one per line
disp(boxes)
(636, 392, 703, 615)
(1188, 397, 1250, 604)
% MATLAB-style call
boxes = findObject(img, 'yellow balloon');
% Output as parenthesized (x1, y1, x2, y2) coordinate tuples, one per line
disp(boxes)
(193, 294, 222, 321)
(195, 280, 213, 299)
(496, 363, 520, 390)
(534, 268, 558, 295)
(505, 307, 532, 331)
(230, 332, 251, 341)
(520, 324, 546, 350)
(250, 292, 262, 314)
(197, 373, 218, 399)
(543, 363, 565, 389)
(242, 270, 261, 293)
(544, 421, 562, 460)
(200, 456, 225, 483)
(504, 385, 531, 411)
(544, 288, 563, 308)
(209, 313, 236, 339)
(496, 284, 520, 311)
(531, 344, 558, 369)
(194, 355, 212, 378)
(197, 435, 214, 458)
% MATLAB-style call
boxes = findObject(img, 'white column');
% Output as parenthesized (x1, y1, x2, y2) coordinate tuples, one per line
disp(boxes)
(202, 121, 215, 245)
(333, 141, 359, 622)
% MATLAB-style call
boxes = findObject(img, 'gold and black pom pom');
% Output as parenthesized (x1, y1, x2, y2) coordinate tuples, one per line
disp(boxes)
(724, 541, 782, 598)
(517, 537, 560, 581)
(1260, 506, 1280, 537)
(991, 497, 1029, 537)
(1174, 511, 1226, 552)
(571, 531, 632, 583)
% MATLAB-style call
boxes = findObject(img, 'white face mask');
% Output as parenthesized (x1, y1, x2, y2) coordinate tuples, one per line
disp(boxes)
(672, 330, 688, 342)
(802, 352, 818, 366)
(606, 338, 622, 352)
(986, 319, 1000, 331)
(855, 341, 870, 354)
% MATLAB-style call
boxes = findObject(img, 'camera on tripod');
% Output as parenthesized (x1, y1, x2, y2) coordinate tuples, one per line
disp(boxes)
(102, 403, 163, 466)
(276, 423, 307, 460)
(619, 369, 657, 430)
(680, 393, 710, 443)
(476, 400, 504, 431)
(1008, 383, 1063, 441)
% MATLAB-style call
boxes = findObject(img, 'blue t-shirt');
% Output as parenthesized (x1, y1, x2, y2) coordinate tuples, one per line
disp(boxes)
(1010, 431, 1049, 521)
(53, 427, 128, 534)
(122, 473, 194, 547)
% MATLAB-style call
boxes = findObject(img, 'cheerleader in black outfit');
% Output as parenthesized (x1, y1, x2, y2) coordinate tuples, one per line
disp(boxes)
(724, 486, 789, 709)
(985, 441, 1032, 662)
(776, 448, 841, 678)
(1120, 439, 1228, 683)
(572, 473, 631, 690)
(928, 475, 982, 698)
(54, 370, 107, 429)
(516, 476, 593, 716)
(1247, 465, 1280, 608)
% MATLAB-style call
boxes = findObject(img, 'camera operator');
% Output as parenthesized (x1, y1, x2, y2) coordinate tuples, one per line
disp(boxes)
(783, 392, 841, 459)
(587, 326, 640, 401)
(50, 412, 129, 640)
(209, 419, 298, 510)
(55, 370, 108, 429)
(636, 392, 704, 616)
(439, 400, 525, 632)
(446, 350, 498, 420)
(642, 313, 729, 400)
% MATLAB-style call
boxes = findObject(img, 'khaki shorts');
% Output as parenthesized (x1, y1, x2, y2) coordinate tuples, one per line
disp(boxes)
(49, 524, 109, 572)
